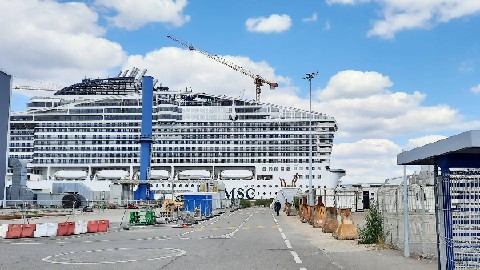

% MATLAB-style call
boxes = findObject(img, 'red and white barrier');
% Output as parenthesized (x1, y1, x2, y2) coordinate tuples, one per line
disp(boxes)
(87, 220, 99, 233)
(98, 220, 109, 232)
(20, 224, 36, 238)
(74, 221, 87, 234)
(1, 219, 109, 240)
(33, 223, 48, 237)
(5, 224, 23, 239)
(0, 224, 8, 238)
(46, 223, 58, 237)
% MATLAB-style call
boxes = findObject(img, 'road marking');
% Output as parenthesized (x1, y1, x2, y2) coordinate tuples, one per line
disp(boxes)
(42, 247, 186, 265)
(278, 227, 283, 233)
(11, 242, 42, 245)
(291, 251, 302, 264)
(195, 228, 205, 232)
(285, 240, 292, 249)
(257, 225, 265, 229)
(281, 232, 287, 239)
(300, 268, 308, 270)
(211, 227, 220, 231)
(227, 226, 237, 230)
(242, 226, 250, 230)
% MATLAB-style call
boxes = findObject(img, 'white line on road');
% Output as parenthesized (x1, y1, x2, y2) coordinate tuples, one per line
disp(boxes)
(285, 239, 292, 249)
(278, 227, 283, 233)
(291, 251, 302, 264)
(300, 268, 308, 270)
(281, 232, 287, 239)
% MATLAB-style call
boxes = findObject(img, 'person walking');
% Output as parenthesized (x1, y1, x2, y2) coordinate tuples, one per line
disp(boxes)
(274, 200, 281, 216)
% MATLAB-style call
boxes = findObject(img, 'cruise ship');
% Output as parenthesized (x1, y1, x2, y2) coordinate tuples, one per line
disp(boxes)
(8, 69, 344, 201)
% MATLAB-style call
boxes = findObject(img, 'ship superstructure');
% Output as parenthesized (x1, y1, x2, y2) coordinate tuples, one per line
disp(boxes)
(9, 72, 343, 200)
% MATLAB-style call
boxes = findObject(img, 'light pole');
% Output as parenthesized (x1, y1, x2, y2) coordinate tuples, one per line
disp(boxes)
(303, 71, 318, 206)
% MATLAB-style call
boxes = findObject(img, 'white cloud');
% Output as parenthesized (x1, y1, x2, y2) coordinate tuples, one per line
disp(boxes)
(327, 0, 480, 38)
(0, 0, 126, 85)
(330, 139, 401, 183)
(369, 0, 480, 38)
(95, 0, 190, 30)
(405, 135, 447, 150)
(326, 0, 370, 5)
(246, 14, 292, 33)
(303, 13, 318, 23)
(123, 47, 289, 100)
(319, 70, 393, 100)
(470, 84, 480, 94)
(262, 69, 480, 183)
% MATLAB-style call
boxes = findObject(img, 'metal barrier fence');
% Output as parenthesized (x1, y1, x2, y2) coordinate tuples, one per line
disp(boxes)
(438, 169, 480, 269)
(377, 180, 437, 258)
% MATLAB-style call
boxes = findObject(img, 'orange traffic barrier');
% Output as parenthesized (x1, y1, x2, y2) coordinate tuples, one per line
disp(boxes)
(333, 208, 359, 240)
(87, 220, 99, 233)
(98, 220, 109, 232)
(20, 224, 36, 238)
(5, 224, 23, 239)
(322, 207, 338, 233)
(57, 222, 69, 236)
(66, 222, 75, 236)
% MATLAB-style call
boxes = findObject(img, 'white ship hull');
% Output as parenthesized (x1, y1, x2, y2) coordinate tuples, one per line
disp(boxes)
(8, 72, 344, 200)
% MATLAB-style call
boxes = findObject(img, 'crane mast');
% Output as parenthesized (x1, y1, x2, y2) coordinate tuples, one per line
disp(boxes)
(167, 35, 278, 102)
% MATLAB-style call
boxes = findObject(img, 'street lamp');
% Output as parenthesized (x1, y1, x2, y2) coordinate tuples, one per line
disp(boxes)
(303, 71, 318, 206)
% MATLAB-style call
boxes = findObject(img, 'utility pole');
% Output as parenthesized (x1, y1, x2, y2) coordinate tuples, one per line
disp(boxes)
(303, 72, 318, 206)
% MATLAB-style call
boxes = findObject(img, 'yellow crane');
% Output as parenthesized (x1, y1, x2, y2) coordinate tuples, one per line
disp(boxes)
(167, 35, 278, 102)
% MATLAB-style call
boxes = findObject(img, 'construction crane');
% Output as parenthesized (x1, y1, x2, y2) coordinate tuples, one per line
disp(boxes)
(12, 85, 58, 92)
(167, 35, 278, 102)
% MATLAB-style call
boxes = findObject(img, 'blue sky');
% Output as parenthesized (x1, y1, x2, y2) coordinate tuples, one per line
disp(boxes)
(2, 0, 480, 184)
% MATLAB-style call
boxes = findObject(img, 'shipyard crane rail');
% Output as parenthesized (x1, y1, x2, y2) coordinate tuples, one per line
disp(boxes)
(167, 35, 278, 102)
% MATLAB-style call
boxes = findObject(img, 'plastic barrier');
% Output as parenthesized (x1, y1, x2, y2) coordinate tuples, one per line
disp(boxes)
(5, 224, 23, 239)
(0, 224, 8, 238)
(74, 221, 87, 234)
(20, 224, 36, 238)
(66, 222, 75, 236)
(98, 220, 109, 232)
(333, 208, 359, 240)
(34, 223, 48, 237)
(87, 220, 99, 233)
(322, 207, 338, 233)
(57, 222, 68, 236)
(46, 223, 58, 237)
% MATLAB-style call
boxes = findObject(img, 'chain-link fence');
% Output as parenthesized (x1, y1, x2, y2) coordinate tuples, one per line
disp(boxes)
(377, 175, 437, 258)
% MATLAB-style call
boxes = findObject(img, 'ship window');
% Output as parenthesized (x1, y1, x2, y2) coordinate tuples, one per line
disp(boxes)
(286, 167, 290, 171)
(262, 167, 266, 171)
(281, 167, 284, 171)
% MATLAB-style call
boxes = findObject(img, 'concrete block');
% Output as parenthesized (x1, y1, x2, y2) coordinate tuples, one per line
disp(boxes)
(322, 207, 338, 233)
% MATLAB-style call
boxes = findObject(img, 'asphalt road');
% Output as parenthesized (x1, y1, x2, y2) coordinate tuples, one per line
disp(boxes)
(0, 208, 337, 270)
